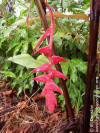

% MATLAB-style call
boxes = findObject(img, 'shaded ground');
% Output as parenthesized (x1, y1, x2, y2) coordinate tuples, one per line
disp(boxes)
(0, 80, 100, 133)
(0, 80, 67, 133)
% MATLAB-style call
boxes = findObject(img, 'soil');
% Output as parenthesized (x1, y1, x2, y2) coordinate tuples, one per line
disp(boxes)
(0, 80, 100, 133)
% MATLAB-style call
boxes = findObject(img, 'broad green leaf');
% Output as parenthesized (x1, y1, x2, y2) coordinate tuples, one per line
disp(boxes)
(0, 71, 16, 78)
(35, 55, 49, 67)
(8, 54, 48, 68)
(8, 54, 37, 68)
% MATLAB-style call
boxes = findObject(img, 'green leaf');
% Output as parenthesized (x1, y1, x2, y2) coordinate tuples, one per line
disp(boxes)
(8, 54, 48, 68)
(7, 43, 18, 53)
(35, 55, 49, 67)
(70, 67, 77, 83)
(19, 29, 27, 38)
(71, 59, 87, 74)
(94, 90, 100, 94)
(17, 87, 23, 97)
(3, 0, 7, 4)
(3, 28, 13, 38)
(21, 41, 28, 54)
(60, 60, 69, 75)
(8, 54, 37, 68)
(90, 107, 100, 121)
(13, 44, 22, 55)
(0, 71, 16, 78)
(77, 60, 87, 73)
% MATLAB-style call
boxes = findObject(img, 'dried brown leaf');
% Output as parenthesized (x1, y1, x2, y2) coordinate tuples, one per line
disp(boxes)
(2, 90, 12, 96)
(6, 129, 12, 133)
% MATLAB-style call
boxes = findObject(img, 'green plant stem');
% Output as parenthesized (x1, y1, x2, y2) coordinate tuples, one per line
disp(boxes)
(34, 0, 74, 121)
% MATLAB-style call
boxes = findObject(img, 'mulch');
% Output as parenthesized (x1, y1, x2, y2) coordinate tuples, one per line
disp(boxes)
(0, 80, 67, 133)
(0, 80, 100, 133)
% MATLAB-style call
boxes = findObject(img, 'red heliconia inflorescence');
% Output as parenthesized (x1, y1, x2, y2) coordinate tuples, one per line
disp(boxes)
(31, 3, 68, 113)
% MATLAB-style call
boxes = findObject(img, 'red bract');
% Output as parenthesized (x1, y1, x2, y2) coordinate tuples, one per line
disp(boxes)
(33, 27, 51, 51)
(41, 80, 62, 96)
(30, 3, 68, 113)
(49, 69, 69, 80)
(32, 75, 50, 83)
(46, 91, 57, 113)
(50, 56, 67, 65)
(34, 46, 51, 57)
(45, 81, 62, 94)
(30, 63, 50, 73)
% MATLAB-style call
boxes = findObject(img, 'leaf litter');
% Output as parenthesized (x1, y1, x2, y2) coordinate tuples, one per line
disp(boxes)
(0, 80, 67, 133)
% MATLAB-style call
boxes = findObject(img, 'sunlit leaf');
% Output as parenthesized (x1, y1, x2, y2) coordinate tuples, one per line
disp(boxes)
(0, 71, 16, 78)
(8, 54, 36, 68)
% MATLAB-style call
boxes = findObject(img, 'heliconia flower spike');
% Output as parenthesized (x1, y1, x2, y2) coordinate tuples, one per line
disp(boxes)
(30, 63, 50, 73)
(33, 27, 51, 51)
(49, 69, 69, 80)
(32, 75, 50, 83)
(50, 56, 68, 65)
(30, 2, 69, 113)
(34, 46, 51, 57)
(46, 91, 57, 113)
